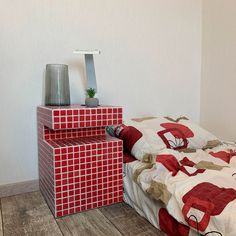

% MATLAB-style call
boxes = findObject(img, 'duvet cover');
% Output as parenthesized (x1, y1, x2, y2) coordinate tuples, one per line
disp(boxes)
(134, 142, 236, 236)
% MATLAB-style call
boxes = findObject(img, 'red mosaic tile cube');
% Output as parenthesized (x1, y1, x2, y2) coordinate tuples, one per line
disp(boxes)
(37, 105, 123, 217)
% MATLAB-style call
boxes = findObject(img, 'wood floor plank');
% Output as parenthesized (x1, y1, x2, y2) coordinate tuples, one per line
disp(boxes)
(0, 201, 3, 236)
(100, 203, 164, 236)
(1, 191, 62, 236)
(56, 208, 122, 236)
(0, 179, 39, 198)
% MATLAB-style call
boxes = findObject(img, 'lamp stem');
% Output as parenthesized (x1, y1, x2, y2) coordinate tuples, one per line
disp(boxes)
(85, 54, 97, 92)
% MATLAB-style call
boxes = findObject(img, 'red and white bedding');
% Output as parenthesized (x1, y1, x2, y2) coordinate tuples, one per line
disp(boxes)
(115, 117, 236, 236)
(123, 153, 198, 236)
(111, 117, 220, 161)
(123, 142, 236, 236)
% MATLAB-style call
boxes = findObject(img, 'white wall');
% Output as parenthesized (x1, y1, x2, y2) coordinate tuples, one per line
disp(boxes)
(201, 0, 236, 141)
(0, 0, 202, 185)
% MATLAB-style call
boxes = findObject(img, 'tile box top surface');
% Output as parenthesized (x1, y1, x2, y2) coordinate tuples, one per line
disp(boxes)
(38, 105, 122, 111)
(46, 135, 122, 149)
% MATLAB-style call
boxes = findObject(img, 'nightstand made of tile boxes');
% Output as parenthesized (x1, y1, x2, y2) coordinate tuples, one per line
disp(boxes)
(37, 105, 123, 217)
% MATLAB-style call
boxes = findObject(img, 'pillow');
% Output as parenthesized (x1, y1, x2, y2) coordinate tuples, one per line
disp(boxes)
(106, 117, 186, 160)
(106, 116, 220, 161)
(177, 119, 221, 150)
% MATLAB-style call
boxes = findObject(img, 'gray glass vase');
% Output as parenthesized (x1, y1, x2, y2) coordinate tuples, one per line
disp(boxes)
(45, 64, 71, 106)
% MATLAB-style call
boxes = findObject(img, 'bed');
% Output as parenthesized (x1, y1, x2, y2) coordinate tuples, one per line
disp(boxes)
(107, 116, 236, 236)
(123, 153, 198, 236)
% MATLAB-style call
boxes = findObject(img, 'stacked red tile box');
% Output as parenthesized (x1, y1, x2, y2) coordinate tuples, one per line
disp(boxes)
(37, 105, 123, 217)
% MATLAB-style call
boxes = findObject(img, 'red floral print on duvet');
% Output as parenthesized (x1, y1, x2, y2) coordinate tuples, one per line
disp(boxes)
(157, 123, 194, 150)
(209, 150, 236, 164)
(156, 154, 205, 176)
(182, 182, 236, 232)
(134, 143, 236, 235)
(159, 208, 190, 236)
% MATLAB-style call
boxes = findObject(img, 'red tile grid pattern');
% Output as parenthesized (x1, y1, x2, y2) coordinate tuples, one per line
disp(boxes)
(37, 105, 123, 217)
(44, 127, 106, 140)
(38, 105, 123, 130)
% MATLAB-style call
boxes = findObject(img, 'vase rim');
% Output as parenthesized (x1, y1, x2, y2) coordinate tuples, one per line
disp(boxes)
(46, 64, 68, 68)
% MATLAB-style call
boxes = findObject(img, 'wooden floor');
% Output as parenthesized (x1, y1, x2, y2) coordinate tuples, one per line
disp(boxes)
(0, 191, 164, 236)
